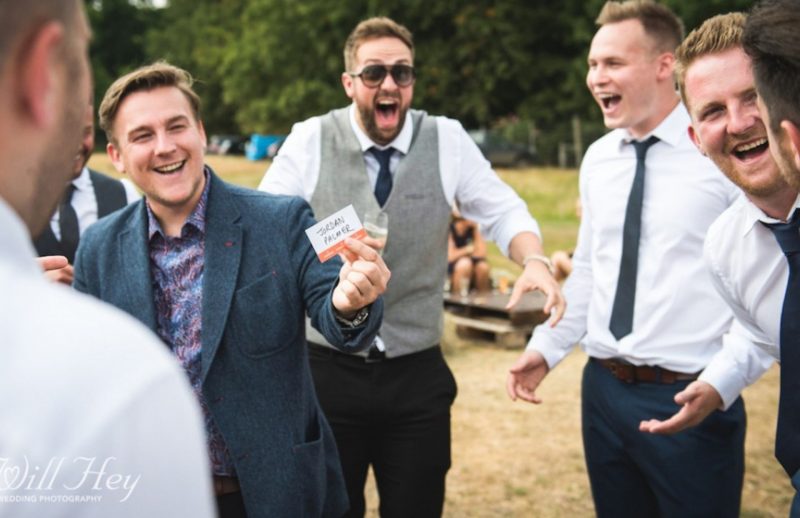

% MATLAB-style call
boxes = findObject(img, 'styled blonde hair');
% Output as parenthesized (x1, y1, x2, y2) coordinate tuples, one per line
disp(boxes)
(99, 61, 201, 144)
(674, 12, 745, 108)
(596, 0, 684, 54)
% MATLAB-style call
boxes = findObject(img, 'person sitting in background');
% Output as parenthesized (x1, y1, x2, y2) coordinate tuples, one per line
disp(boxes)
(550, 198, 582, 282)
(448, 209, 491, 294)
(550, 249, 573, 282)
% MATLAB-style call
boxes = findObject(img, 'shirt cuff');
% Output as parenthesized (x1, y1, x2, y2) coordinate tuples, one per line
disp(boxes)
(698, 361, 746, 411)
(526, 333, 573, 370)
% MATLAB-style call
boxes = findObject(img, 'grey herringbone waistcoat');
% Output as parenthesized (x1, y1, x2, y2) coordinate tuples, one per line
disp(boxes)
(308, 107, 451, 357)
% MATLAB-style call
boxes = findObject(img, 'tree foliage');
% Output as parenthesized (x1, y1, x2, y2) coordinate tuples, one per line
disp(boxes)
(86, 0, 755, 163)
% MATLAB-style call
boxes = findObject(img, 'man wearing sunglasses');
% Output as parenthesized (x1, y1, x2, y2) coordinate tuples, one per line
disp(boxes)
(259, 16, 565, 518)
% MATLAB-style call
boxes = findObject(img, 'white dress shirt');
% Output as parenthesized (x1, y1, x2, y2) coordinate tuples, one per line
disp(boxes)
(527, 103, 772, 408)
(0, 198, 214, 516)
(48, 167, 140, 241)
(704, 194, 800, 360)
(258, 104, 540, 255)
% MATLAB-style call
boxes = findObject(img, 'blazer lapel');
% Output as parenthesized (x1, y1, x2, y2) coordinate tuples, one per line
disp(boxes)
(116, 201, 158, 331)
(201, 174, 243, 383)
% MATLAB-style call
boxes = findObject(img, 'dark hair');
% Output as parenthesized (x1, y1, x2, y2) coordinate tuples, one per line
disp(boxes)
(743, 0, 800, 132)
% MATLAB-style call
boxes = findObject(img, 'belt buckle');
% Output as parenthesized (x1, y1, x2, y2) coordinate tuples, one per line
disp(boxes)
(364, 346, 385, 363)
(610, 362, 635, 383)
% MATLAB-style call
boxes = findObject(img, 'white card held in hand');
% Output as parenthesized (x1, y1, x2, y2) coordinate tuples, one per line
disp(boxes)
(305, 204, 367, 262)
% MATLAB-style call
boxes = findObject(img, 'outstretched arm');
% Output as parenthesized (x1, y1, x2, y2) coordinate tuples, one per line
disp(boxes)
(638, 381, 722, 434)
(506, 350, 551, 404)
(505, 232, 566, 326)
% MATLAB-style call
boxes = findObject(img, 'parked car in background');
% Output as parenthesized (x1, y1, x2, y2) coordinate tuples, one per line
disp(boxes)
(468, 129, 537, 168)
(208, 134, 249, 155)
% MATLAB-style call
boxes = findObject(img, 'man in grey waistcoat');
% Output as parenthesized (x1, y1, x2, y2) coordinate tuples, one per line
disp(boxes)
(258, 16, 565, 518)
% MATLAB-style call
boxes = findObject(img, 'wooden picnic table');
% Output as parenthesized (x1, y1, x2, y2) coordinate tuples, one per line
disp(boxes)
(443, 290, 549, 348)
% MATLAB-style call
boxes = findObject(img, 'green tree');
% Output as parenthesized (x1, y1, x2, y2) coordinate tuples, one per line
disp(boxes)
(144, 0, 247, 134)
(125, 0, 758, 162)
(87, 0, 161, 117)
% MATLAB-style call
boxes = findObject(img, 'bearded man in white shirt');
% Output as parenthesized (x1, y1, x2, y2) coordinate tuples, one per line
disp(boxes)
(653, 9, 800, 507)
(645, 12, 795, 434)
(506, 2, 772, 516)
(259, 15, 565, 518)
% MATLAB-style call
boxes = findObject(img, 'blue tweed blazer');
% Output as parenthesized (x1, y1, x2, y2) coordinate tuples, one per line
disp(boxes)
(74, 171, 382, 517)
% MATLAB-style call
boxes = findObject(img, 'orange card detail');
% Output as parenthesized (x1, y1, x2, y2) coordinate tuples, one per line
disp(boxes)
(305, 204, 367, 262)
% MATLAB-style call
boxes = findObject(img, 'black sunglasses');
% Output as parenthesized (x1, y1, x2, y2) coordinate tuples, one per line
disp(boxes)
(348, 64, 416, 88)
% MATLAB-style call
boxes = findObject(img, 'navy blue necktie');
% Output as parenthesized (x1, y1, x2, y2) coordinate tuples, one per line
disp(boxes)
(609, 136, 659, 340)
(369, 147, 394, 207)
(58, 184, 80, 264)
(764, 208, 800, 476)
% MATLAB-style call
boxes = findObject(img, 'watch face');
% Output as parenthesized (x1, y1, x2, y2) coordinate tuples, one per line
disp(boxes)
(336, 307, 369, 327)
(352, 307, 369, 326)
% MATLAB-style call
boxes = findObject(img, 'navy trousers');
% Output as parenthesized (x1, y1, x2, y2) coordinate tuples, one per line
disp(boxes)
(582, 358, 745, 518)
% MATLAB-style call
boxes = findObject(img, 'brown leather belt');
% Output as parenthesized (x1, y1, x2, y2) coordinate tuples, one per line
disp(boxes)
(594, 358, 700, 384)
(213, 475, 240, 496)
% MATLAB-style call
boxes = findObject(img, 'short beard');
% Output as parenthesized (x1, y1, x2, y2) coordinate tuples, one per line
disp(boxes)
(357, 95, 408, 146)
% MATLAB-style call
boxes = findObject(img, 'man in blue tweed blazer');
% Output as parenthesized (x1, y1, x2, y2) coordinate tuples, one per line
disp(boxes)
(73, 61, 389, 518)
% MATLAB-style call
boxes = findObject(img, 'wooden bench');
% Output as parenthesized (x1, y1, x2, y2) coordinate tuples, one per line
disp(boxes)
(443, 291, 549, 348)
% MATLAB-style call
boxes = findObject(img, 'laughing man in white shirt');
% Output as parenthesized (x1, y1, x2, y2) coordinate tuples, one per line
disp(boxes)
(680, 5, 800, 513)
(506, 3, 772, 517)
(644, 13, 792, 430)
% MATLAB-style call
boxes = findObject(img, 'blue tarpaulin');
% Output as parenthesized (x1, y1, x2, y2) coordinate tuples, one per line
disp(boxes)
(246, 134, 284, 160)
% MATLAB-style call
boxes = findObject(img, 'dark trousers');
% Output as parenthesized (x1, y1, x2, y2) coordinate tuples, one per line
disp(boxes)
(582, 358, 745, 518)
(216, 491, 247, 518)
(309, 344, 457, 518)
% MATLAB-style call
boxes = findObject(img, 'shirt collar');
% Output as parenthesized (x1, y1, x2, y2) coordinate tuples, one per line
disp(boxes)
(618, 101, 688, 150)
(147, 167, 210, 239)
(347, 103, 413, 154)
(740, 192, 800, 236)
(0, 196, 41, 276)
(69, 166, 92, 193)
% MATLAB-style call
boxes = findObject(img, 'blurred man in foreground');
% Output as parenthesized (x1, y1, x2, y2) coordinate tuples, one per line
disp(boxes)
(0, 1, 214, 516)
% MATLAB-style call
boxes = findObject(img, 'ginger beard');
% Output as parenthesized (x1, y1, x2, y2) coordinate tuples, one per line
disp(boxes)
(356, 89, 408, 146)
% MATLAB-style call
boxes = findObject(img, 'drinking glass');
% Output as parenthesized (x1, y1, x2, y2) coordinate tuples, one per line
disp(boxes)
(363, 209, 388, 256)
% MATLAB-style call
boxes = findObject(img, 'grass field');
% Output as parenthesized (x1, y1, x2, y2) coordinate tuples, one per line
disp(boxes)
(88, 153, 791, 517)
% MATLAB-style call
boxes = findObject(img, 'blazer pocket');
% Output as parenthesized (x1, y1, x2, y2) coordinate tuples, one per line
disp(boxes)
(292, 415, 325, 517)
(228, 274, 299, 359)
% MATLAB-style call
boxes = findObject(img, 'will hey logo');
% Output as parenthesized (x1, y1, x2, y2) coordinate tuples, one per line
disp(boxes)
(0, 456, 140, 503)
